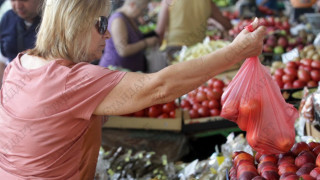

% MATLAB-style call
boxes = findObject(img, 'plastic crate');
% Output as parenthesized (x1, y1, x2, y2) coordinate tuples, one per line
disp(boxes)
(305, 13, 320, 35)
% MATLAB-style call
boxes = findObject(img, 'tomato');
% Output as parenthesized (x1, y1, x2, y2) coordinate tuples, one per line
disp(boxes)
(311, 70, 320, 82)
(201, 100, 210, 108)
(198, 106, 210, 117)
(283, 82, 293, 89)
(158, 113, 169, 119)
(192, 103, 202, 110)
(238, 99, 260, 130)
(208, 88, 223, 100)
(213, 79, 225, 89)
(169, 110, 175, 118)
(181, 99, 191, 110)
(286, 61, 297, 69)
(162, 102, 175, 113)
(187, 90, 198, 98)
(284, 67, 297, 78)
(207, 78, 215, 88)
(282, 74, 295, 83)
(196, 91, 207, 102)
(272, 75, 284, 88)
(197, 85, 206, 92)
(293, 79, 306, 89)
(148, 106, 162, 117)
(274, 68, 285, 77)
(297, 69, 311, 82)
(208, 99, 220, 109)
(220, 100, 239, 122)
(301, 65, 313, 72)
(311, 61, 320, 70)
(189, 109, 199, 119)
(307, 80, 318, 88)
(210, 108, 220, 117)
(134, 109, 146, 117)
(300, 59, 313, 67)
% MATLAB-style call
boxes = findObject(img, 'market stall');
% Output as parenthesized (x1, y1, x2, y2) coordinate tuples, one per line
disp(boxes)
(95, 0, 320, 179)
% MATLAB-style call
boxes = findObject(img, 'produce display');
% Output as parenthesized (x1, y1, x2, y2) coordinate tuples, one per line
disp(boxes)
(95, 147, 177, 180)
(229, 17, 290, 38)
(122, 101, 178, 119)
(271, 45, 320, 89)
(180, 78, 226, 119)
(229, 141, 320, 180)
(174, 39, 230, 63)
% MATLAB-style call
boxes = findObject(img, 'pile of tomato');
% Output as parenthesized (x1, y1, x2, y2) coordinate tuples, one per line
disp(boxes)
(180, 78, 226, 119)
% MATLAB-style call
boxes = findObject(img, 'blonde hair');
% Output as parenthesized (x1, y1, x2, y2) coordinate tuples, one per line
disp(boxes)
(28, 0, 110, 62)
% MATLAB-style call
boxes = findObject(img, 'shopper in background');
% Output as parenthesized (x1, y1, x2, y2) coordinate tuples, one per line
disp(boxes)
(0, 0, 265, 178)
(99, 0, 159, 72)
(156, 0, 232, 58)
(0, 0, 42, 61)
(290, 0, 316, 23)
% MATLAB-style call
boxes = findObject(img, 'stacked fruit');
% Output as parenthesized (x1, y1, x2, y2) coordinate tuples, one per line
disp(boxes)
(272, 59, 320, 89)
(123, 101, 178, 119)
(229, 17, 290, 38)
(263, 30, 315, 54)
(181, 78, 225, 119)
(229, 142, 320, 180)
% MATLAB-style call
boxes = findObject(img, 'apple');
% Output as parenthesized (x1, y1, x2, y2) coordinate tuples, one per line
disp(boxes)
(310, 167, 320, 178)
(278, 163, 298, 175)
(291, 142, 310, 156)
(316, 153, 320, 167)
(258, 161, 277, 174)
(278, 155, 295, 165)
(300, 174, 316, 180)
(238, 171, 258, 180)
(313, 146, 320, 156)
(259, 154, 278, 164)
(311, 70, 320, 82)
(274, 45, 284, 54)
(309, 142, 320, 150)
(261, 171, 279, 180)
(252, 176, 266, 180)
(296, 165, 315, 176)
(278, 36, 288, 47)
(280, 172, 296, 179)
(295, 150, 316, 167)
(234, 152, 254, 167)
(282, 174, 300, 180)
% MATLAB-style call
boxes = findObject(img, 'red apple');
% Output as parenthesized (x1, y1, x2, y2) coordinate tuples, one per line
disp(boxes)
(300, 174, 316, 180)
(295, 150, 316, 168)
(259, 154, 278, 164)
(278, 155, 295, 165)
(313, 146, 320, 156)
(291, 142, 310, 156)
(278, 163, 298, 175)
(261, 171, 279, 180)
(310, 167, 320, 178)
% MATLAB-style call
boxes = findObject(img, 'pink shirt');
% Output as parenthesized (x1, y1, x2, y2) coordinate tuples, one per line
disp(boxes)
(0, 54, 126, 179)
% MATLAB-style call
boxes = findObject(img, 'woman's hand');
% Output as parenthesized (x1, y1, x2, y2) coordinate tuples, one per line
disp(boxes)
(145, 36, 159, 47)
(229, 18, 266, 61)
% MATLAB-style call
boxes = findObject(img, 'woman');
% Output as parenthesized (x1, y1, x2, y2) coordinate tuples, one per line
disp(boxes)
(0, 0, 265, 179)
(99, 0, 158, 72)
(156, 0, 232, 61)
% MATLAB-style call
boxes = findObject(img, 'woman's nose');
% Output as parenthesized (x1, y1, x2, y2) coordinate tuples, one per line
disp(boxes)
(103, 30, 111, 39)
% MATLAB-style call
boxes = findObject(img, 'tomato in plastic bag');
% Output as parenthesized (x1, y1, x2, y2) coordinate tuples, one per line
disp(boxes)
(220, 57, 298, 154)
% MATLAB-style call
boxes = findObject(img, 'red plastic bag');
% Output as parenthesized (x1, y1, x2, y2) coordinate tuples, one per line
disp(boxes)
(220, 57, 298, 154)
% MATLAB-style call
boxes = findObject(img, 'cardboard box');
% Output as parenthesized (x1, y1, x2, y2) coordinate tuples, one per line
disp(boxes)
(305, 121, 320, 140)
(103, 109, 182, 131)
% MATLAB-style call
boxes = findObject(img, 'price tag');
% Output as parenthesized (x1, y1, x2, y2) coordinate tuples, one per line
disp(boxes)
(281, 48, 299, 64)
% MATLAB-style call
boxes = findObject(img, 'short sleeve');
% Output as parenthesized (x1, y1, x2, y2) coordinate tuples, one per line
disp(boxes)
(65, 63, 126, 120)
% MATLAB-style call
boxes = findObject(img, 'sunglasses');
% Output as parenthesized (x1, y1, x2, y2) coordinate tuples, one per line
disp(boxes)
(95, 16, 108, 35)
